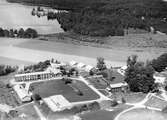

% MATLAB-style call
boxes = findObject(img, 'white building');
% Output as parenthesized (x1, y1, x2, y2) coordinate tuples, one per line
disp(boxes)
(69, 61, 78, 67)
(14, 71, 58, 83)
(13, 84, 31, 102)
(154, 72, 167, 84)
(84, 65, 94, 72)
(77, 63, 86, 69)
(43, 95, 71, 112)
(106, 82, 129, 92)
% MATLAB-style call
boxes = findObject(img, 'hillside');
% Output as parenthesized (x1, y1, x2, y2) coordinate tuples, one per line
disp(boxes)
(7, 0, 167, 37)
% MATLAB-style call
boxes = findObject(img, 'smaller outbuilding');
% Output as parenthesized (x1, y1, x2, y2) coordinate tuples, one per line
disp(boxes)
(13, 84, 31, 102)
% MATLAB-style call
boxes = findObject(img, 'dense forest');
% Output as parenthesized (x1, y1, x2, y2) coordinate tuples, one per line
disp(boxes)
(8, 0, 167, 36)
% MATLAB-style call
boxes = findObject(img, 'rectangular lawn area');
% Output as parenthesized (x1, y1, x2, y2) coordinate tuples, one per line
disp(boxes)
(30, 79, 100, 102)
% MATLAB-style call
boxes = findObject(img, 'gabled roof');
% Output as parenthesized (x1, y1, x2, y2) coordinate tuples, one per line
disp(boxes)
(77, 63, 86, 68)
(69, 61, 78, 66)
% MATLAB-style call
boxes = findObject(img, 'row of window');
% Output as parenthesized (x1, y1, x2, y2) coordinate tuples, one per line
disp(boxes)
(15, 73, 56, 82)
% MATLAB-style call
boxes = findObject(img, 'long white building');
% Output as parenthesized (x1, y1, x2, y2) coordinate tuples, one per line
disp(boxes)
(14, 69, 62, 83)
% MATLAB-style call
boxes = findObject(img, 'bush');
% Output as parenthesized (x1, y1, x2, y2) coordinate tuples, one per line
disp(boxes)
(23, 60, 50, 73)
(111, 100, 118, 107)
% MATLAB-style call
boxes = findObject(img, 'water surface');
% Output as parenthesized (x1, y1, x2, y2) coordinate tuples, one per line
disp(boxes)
(0, 0, 63, 34)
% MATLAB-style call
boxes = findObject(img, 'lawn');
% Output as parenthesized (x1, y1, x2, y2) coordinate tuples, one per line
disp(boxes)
(15, 103, 40, 120)
(30, 79, 100, 102)
(79, 104, 132, 120)
(118, 108, 167, 120)
(86, 77, 108, 89)
(0, 56, 33, 66)
(110, 92, 146, 103)
(0, 86, 21, 107)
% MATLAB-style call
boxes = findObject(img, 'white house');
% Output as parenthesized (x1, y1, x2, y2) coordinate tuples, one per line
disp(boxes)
(84, 65, 94, 72)
(13, 84, 31, 102)
(77, 63, 86, 69)
(69, 61, 78, 66)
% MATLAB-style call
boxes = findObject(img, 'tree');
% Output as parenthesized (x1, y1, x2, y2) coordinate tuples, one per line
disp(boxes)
(18, 28, 25, 38)
(25, 28, 38, 38)
(151, 53, 167, 72)
(125, 55, 155, 93)
(32, 94, 41, 101)
(96, 57, 107, 71)
(0, 28, 4, 37)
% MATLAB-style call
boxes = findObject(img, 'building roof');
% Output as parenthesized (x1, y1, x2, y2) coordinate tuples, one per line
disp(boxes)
(69, 61, 78, 66)
(13, 85, 30, 101)
(43, 95, 71, 112)
(46, 67, 61, 74)
(110, 82, 128, 88)
(77, 63, 86, 68)
(85, 65, 94, 72)
(15, 71, 51, 77)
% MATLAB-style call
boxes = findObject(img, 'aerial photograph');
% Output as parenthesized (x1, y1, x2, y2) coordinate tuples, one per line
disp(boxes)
(0, 0, 167, 119)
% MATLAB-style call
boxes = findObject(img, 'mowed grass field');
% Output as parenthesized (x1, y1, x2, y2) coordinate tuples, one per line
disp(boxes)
(0, 56, 33, 66)
(118, 108, 167, 120)
(16, 38, 167, 63)
(80, 104, 132, 120)
(15, 103, 40, 120)
(30, 79, 100, 102)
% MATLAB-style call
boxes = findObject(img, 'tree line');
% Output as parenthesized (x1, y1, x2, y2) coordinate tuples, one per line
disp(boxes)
(0, 28, 38, 38)
(95, 52, 167, 93)
(8, 0, 167, 37)
(0, 65, 17, 76)
(48, 0, 167, 36)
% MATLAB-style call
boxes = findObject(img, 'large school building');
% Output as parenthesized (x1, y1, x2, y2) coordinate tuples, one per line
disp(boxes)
(14, 70, 61, 82)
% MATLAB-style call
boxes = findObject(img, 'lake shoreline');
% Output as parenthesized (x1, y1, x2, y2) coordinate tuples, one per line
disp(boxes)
(6, 0, 73, 11)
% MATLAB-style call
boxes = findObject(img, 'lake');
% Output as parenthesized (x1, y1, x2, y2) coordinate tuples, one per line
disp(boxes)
(0, 0, 63, 34)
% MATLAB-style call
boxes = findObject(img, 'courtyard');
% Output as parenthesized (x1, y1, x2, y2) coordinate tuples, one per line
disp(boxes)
(29, 79, 100, 102)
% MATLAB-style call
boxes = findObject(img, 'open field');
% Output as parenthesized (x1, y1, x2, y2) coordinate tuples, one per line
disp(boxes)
(30, 79, 100, 102)
(44, 32, 167, 48)
(80, 104, 132, 120)
(0, 87, 21, 107)
(1, 37, 167, 68)
(118, 108, 167, 120)
(0, 56, 33, 66)
(15, 103, 40, 120)
(16, 37, 167, 62)
(110, 92, 147, 104)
